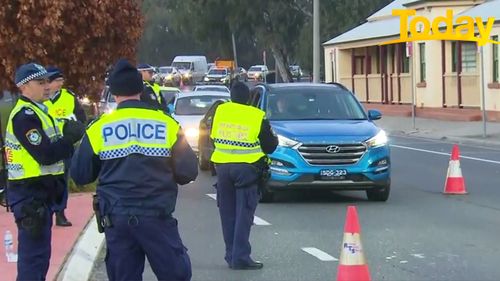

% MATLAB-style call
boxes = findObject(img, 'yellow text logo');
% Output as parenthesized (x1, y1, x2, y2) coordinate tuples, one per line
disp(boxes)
(381, 9, 499, 46)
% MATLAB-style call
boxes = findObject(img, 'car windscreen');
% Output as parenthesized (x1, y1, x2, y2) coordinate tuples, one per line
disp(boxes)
(175, 95, 228, 115)
(266, 88, 367, 121)
(172, 62, 191, 70)
(161, 90, 178, 103)
(208, 69, 227, 75)
(249, 66, 262, 71)
(159, 67, 173, 74)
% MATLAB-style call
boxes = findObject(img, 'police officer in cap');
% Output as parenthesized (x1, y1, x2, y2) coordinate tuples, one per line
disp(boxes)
(5, 63, 85, 280)
(210, 82, 278, 270)
(44, 66, 87, 227)
(137, 63, 167, 110)
(71, 59, 198, 281)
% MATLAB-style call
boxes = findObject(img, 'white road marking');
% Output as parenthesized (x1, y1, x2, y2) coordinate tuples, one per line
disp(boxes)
(411, 253, 425, 259)
(301, 247, 338, 261)
(253, 216, 271, 226)
(205, 193, 271, 226)
(400, 260, 409, 264)
(391, 144, 500, 165)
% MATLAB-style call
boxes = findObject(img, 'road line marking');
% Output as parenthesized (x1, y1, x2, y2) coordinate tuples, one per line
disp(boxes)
(391, 144, 500, 165)
(206, 194, 271, 226)
(253, 216, 271, 226)
(301, 247, 338, 261)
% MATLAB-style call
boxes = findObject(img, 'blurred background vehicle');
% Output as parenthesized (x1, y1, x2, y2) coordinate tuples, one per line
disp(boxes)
(289, 65, 303, 80)
(158, 66, 182, 86)
(203, 67, 231, 86)
(169, 91, 230, 153)
(247, 65, 268, 81)
(193, 85, 230, 93)
(171, 56, 208, 85)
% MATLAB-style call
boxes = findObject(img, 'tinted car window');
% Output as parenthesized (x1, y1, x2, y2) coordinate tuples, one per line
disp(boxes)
(175, 95, 228, 115)
(249, 66, 262, 71)
(208, 69, 227, 75)
(266, 88, 366, 120)
(161, 90, 178, 103)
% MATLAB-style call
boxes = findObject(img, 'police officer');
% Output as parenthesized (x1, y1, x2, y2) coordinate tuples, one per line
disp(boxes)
(137, 63, 167, 110)
(71, 59, 198, 281)
(44, 66, 87, 227)
(5, 63, 85, 280)
(210, 82, 278, 270)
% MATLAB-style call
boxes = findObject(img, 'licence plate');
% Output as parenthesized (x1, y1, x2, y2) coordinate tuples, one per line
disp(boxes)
(319, 169, 347, 180)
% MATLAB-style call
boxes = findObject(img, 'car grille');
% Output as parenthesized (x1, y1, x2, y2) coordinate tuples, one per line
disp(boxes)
(297, 143, 366, 165)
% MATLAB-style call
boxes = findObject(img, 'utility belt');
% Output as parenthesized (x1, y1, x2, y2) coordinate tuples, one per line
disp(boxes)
(92, 194, 173, 233)
(252, 156, 271, 193)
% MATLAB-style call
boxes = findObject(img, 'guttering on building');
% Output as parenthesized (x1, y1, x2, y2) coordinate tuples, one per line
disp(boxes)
(323, 0, 500, 121)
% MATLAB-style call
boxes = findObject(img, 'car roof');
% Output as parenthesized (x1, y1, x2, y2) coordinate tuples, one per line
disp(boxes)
(159, 86, 180, 91)
(177, 91, 230, 97)
(266, 82, 349, 91)
(196, 85, 228, 89)
(250, 65, 266, 68)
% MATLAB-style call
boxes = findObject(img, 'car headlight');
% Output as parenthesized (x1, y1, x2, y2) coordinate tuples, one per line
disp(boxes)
(204, 77, 209, 82)
(166, 75, 173, 80)
(277, 134, 301, 148)
(255, 73, 261, 77)
(185, 127, 199, 138)
(184, 73, 192, 78)
(365, 130, 388, 148)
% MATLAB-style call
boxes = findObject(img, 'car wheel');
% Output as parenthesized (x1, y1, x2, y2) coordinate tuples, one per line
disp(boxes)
(198, 153, 210, 171)
(366, 183, 390, 202)
(259, 186, 274, 203)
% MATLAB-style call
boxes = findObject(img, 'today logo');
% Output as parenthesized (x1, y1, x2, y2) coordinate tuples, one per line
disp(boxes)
(381, 9, 499, 46)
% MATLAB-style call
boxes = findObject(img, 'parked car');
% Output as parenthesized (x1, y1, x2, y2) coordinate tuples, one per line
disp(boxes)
(159, 86, 181, 104)
(289, 65, 303, 80)
(197, 99, 227, 170)
(169, 91, 230, 153)
(247, 83, 390, 202)
(193, 85, 230, 93)
(247, 65, 268, 81)
(158, 66, 182, 86)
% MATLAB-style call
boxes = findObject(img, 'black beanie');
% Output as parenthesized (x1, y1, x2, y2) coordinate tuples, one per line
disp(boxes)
(230, 81, 250, 104)
(108, 59, 143, 96)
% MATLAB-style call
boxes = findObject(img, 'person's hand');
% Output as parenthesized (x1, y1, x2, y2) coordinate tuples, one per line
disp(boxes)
(63, 120, 86, 144)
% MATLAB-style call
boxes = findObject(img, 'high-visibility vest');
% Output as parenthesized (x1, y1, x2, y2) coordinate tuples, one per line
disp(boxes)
(144, 81, 162, 104)
(44, 88, 77, 121)
(86, 107, 179, 161)
(5, 99, 65, 180)
(210, 102, 265, 164)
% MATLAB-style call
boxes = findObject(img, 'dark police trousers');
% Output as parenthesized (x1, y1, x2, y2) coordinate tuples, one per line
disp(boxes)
(8, 187, 53, 281)
(104, 214, 191, 281)
(215, 163, 260, 267)
(53, 158, 70, 212)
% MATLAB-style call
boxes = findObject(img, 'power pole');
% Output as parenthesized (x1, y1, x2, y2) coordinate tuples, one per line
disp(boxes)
(231, 33, 238, 68)
(313, 0, 320, 83)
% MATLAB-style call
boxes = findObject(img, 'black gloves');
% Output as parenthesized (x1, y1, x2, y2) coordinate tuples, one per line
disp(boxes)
(63, 120, 86, 144)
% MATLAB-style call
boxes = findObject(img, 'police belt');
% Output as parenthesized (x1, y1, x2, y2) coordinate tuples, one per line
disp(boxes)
(107, 205, 173, 217)
(214, 147, 262, 154)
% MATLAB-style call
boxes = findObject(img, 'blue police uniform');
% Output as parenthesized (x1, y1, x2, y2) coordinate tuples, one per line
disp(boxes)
(137, 63, 167, 110)
(210, 82, 278, 270)
(45, 66, 88, 226)
(71, 59, 198, 281)
(5, 63, 85, 281)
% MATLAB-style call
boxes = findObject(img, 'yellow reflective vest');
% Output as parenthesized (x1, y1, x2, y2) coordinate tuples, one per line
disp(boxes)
(44, 88, 77, 121)
(5, 99, 65, 180)
(210, 102, 265, 164)
(144, 81, 162, 103)
(86, 107, 179, 161)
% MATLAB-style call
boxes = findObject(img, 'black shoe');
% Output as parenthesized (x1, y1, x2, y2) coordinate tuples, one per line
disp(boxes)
(231, 261, 263, 270)
(55, 211, 73, 227)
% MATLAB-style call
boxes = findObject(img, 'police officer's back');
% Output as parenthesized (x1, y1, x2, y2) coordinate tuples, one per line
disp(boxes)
(210, 82, 278, 270)
(71, 59, 198, 281)
(5, 63, 85, 281)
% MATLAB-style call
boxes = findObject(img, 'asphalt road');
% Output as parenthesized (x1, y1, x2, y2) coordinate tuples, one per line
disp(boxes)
(89, 135, 500, 281)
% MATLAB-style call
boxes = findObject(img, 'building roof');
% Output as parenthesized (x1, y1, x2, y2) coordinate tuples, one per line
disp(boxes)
(324, 0, 500, 46)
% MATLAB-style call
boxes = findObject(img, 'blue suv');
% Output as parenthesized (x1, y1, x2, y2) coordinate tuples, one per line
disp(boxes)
(250, 83, 390, 202)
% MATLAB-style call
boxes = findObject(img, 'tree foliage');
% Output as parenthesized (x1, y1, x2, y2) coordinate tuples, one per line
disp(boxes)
(0, 0, 143, 100)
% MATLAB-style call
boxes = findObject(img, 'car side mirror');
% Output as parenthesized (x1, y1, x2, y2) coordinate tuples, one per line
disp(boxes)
(368, 109, 382, 120)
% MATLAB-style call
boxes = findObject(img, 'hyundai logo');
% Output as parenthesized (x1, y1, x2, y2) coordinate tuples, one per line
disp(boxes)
(325, 145, 341, 153)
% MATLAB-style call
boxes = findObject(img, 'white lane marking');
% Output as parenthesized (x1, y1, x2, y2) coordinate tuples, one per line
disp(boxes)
(391, 144, 500, 165)
(205, 193, 271, 226)
(400, 260, 409, 264)
(301, 247, 338, 261)
(253, 216, 271, 226)
(411, 253, 425, 259)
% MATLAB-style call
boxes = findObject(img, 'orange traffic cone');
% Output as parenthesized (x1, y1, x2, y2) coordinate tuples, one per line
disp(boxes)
(443, 144, 467, 194)
(337, 206, 371, 281)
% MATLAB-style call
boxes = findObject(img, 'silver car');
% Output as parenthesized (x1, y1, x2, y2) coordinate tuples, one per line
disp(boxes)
(170, 91, 230, 152)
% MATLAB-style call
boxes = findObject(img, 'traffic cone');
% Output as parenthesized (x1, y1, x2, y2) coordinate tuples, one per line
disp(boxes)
(337, 206, 371, 281)
(443, 144, 467, 194)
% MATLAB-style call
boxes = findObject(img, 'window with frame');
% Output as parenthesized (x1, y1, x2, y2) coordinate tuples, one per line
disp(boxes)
(419, 43, 426, 82)
(493, 35, 499, 82)
(400, 44, 410, 73)
(452, 42, 477, 73)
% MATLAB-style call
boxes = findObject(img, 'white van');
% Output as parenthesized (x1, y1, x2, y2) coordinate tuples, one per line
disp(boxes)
(171, 56, 208, 85)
